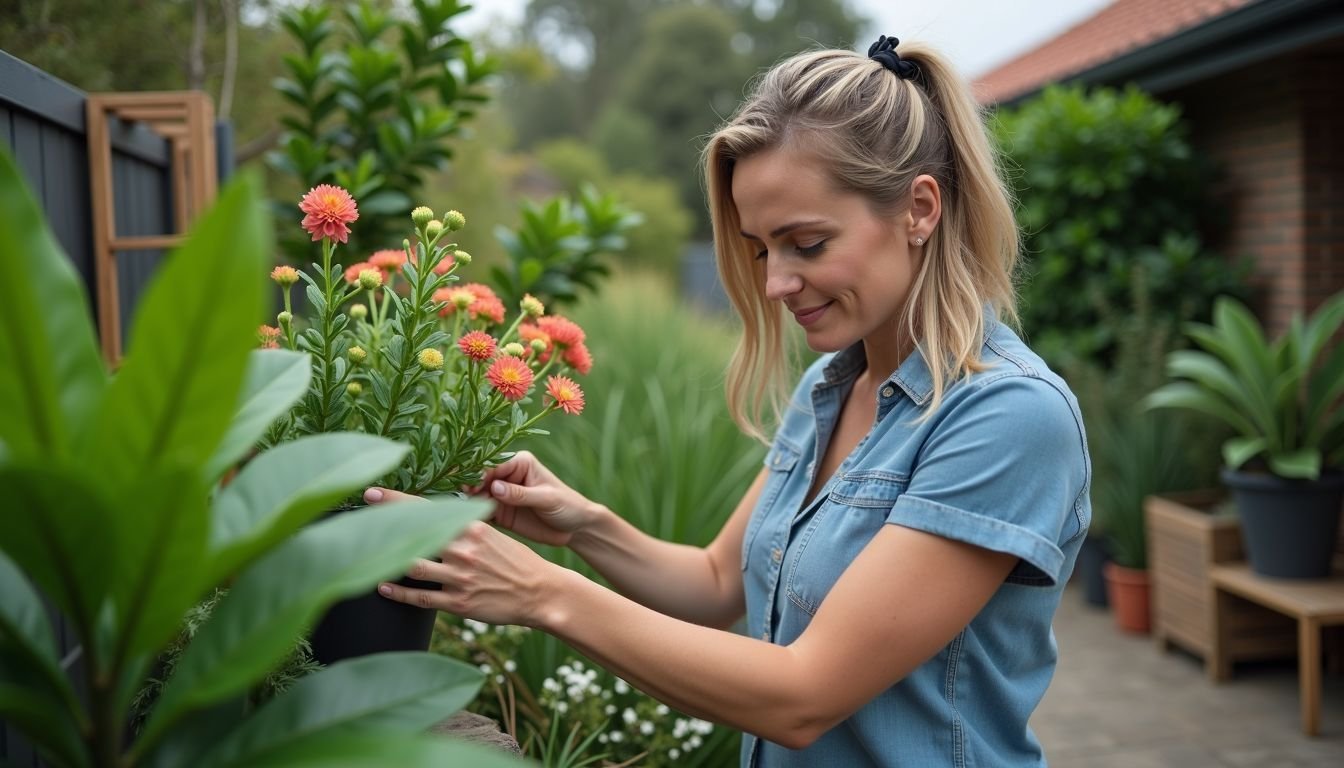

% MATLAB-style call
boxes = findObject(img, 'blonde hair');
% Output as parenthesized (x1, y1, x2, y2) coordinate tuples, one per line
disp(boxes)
(704, 43, 1020, 441)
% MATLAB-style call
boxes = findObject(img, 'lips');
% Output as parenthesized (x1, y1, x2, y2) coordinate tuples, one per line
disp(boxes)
(791, 302, 831, 327)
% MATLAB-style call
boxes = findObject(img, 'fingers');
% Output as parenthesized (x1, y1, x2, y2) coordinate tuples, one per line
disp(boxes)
(489, 479, 543, 508)
(378, 579, 453, 612)
(364, 487, 424, 505)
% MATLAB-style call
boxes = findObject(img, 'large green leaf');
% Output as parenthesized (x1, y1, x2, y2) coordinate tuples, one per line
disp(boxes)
(0, 150, 106, 461)
(1221, 436, 1267, 471)
(1269, 449, 1322, 480)
(140, 497, 488, 749)
(232, 730, 529, 768)
(82, 172, 270, 498)
(0, 463, 117, 632)
(1305, 340, 1344, 448)
(1300, 293, 1344, 366)
(0, 681, 87, 768)
(205, 349, 313, 482)
(208, 434, 409, 581)
(196, 653, 484, 768)
(0, 553, 80, 723)
(1211, 298, 1276, 420)
(1144, 383, 1258, 438)
(1163, 351, 1268, 436)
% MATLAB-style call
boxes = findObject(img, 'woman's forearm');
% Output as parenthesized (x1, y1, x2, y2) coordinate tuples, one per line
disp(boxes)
(538, 567, 822, 748)
(567, 504, 743, 628)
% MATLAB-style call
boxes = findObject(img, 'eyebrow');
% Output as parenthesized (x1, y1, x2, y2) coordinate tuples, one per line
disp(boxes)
(739, 219, 828, 241)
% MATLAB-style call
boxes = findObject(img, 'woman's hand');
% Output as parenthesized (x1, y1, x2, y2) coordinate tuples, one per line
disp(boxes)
(473, 450, 602, 547)
(366, 486, 562, 628)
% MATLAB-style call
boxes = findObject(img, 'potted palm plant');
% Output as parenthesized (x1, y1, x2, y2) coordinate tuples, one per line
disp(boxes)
(1146, 294, 1344, 578)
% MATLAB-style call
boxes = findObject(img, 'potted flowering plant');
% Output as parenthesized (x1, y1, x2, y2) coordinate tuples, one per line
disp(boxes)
(265, 184, 593, 663)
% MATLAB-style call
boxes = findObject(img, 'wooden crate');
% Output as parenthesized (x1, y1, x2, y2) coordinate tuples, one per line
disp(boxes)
(1146, 492, 1297, 662)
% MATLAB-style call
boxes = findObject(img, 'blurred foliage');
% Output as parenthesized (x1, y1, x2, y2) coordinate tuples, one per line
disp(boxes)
(994, 84, 1250, 370)
(536, 139, 694, 279)
(267, 0, 496, 259)
(1065, 268, 1225, 569)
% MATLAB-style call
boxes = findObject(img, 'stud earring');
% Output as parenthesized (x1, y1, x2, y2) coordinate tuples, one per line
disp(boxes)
(913, 237, 924, 246)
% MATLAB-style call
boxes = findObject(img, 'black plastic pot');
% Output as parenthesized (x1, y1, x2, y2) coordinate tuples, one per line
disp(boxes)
(1076, 534, 1110, 607)
(1221, 468, 1344, 579)
(306, 507, 441, 665)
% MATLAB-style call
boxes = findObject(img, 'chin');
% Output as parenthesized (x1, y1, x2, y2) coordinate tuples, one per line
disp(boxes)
(801, 330, 853, 354)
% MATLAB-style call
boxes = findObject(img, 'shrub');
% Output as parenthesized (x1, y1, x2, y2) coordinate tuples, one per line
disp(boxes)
(993, 84, 1248, 369)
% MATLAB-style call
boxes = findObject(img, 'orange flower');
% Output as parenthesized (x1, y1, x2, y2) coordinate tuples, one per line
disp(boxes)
(257, 324, 282, 349)
(486, 355, 533, 401)
(344, 261, 376, 284)
(299, 184, 358, 243)
(518, 323, 552, 354)
(563, 342, 593, 375)
(545, 375, 585, 415)
(270, 265, 299, 286)
(464, 283, 506, 325)
(458, 330, 498, 362)
(369, 249, 407, 272)
(537, 315, 585, 347)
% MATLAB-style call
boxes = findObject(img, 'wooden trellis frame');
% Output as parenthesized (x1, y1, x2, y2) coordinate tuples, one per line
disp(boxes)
(86, 91, 218, 363)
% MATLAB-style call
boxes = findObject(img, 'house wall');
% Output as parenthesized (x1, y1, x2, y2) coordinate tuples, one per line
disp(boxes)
(1167, 38, 1344, 333)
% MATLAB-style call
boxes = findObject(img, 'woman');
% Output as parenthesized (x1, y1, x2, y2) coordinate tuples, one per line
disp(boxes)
(373, 36, 1091, 767)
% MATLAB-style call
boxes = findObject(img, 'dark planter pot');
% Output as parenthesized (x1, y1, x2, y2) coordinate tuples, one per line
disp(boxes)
(1221, 468, 1344, 580)
(1076, 535, 1110, 608)
(307, 507, 441, 665)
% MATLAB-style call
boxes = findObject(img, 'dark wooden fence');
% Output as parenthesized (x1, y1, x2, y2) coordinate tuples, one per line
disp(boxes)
(0, 48, 228, 766)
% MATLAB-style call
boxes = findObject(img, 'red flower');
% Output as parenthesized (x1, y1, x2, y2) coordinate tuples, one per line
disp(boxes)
(563, 342, 593, 375)
(545, 375, 585, 415)
(299, 184, 359, 243)
(486, 355, 534, 401)
(458, 331, 498, 362)
(464, 283, 506, 325)
(537, 315, 585, 347)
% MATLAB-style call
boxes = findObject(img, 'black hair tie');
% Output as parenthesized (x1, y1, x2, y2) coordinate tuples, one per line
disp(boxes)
(868, 34, 921, 82)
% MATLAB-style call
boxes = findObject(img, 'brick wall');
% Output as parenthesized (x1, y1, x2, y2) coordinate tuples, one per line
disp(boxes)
(1167, 39, 1344, 334)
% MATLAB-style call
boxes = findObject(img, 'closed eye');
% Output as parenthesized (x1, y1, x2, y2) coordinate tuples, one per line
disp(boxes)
(798, 240, 827, 257)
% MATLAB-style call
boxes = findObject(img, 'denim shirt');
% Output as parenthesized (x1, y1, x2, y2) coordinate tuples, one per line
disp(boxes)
(740, 317, 1091, 768)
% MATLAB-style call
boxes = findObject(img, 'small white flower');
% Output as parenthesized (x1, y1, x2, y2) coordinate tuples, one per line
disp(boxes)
(622, 708, 637, 725)
(605, 704, 617, 715)
(614, 679, 630, 694)
(682, 740, 694, 751)
(598, 734, 609, 744)
(465, 618, 488, 633)
(542, 678, 560, 693)
(494, 674, 504, 684)
(610, 731, 624, 743)
(669, 748, 680, 759)
(556, 702, 568, 714)
(639, 721, 654, 735)
(461, 630, 476, 643)
(689, 735, 702, 749)
(693, 719, 714, 735)
(655, 704, 669, 717)
(557, 664, 573, 677)
(673, 720, 689, 739)
(504, 660, 517, 672)
(477, 664, 491, 675)
(567, 686, 584, 701)
(588, 684, 601, 696)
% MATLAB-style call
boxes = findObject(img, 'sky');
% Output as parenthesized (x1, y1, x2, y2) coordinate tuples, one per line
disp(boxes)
(457, 0, 1116, 79)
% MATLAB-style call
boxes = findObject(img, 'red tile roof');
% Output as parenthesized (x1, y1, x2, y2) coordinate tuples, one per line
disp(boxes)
(974, 0, 1259, 104)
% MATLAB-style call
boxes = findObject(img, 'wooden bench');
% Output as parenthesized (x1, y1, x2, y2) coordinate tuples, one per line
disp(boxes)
(1208, 562, 1344, 736)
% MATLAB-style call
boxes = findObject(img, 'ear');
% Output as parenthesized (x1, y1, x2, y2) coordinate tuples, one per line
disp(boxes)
(906, 174, 942, 245)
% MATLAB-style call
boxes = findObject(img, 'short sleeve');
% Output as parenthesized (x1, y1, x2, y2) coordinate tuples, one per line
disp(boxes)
(887, 375, 1089, 585)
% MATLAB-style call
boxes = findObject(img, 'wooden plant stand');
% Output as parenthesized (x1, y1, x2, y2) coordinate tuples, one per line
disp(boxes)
(1146, 492, 1296, 663)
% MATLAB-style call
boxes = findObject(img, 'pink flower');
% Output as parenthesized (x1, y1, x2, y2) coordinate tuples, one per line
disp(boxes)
(458, 331, 498, 362)
(518, 323, 552, 355)
(368, 249, 407, 272)
(537, 315, 585, 347)
(299, 184, 359, 243)
(545, 375, 585, 415)
(563, 342, 593, 375)
(486, 356, 533, 401)
(464, 283, 506, 325)
(344, 261, 376, 284)
(257, 324, 282, 349)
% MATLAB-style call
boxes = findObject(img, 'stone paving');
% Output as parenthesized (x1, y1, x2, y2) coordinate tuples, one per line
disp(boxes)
(1033, 586, 1344, 767)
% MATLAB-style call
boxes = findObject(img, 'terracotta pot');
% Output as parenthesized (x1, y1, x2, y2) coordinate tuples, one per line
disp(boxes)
(1104, 562, 1150, 634)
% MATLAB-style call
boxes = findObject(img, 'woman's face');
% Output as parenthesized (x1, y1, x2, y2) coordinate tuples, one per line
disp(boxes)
(732, 146, 924, 362)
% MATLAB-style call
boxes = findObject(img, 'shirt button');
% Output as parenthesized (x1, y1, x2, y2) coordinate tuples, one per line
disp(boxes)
(881, 385, 896, 398)
(771, 547, 783, 563)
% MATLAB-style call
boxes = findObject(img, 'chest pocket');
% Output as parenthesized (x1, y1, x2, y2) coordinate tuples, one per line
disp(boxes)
(741, 440, 802, 571)
(785, 471, 906, 615)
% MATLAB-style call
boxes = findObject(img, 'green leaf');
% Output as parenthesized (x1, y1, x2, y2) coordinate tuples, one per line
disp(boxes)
(1221, 436, 1266, 471)
(0, 554, 84, 751)
(1165, 350, 1271, 437)
(0, 149, 106, 461)
(82, 172, 270, 498)
(208, 434, 410, 581)
(197, 653, 483, 768)
(206, 349, 313, 481)
(224, 729, 528, 768)
(1143, 383, 1259, 438)
(1269, 449, 1322, 480)
(0, 463, 117, 631)
(140, 497, 488, 749)
(0, 682, 87, 768)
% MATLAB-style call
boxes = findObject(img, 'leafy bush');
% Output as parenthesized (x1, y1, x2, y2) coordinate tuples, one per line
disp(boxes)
(269, 0, 495, 259)
(994, 84, 1248, 368)
(0, 150, 520, 767)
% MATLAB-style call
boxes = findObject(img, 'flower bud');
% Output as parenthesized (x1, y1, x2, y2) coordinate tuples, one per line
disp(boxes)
(425, 220, 444, 240)
(520, 293, 544, 318)
(444, 210, 466, 231)
(277, 310, 293, 325)
(348, 346, 367, 364)
(411, 206, 434, 228)
(346, 381, 363, 396)
(358, 268, 383, 290)
(349, 303, 368, 320)
(452, 290, 474, 310)
(453, 249, 472, 265)
(418, 347, 445, 371)
(503, 342, 526, 357)
(270, 265, 300, 286)
(530, 338, 548, 354)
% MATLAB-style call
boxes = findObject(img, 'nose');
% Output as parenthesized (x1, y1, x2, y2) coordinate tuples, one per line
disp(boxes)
(763, 257, 803, 302)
